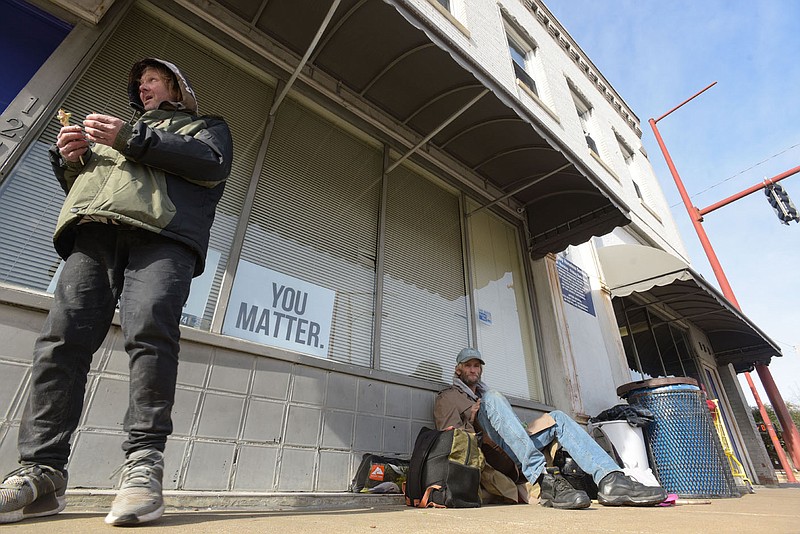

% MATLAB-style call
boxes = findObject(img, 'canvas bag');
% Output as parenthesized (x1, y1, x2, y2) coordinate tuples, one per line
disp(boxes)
(350, 453, 409, 493)
(404, 427, 484, 508)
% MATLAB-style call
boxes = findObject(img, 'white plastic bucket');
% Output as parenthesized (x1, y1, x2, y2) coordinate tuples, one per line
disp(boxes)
(591, 420, 649, 469)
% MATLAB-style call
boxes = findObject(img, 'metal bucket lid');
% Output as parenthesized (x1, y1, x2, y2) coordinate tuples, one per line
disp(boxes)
(617, 377, 699, 398)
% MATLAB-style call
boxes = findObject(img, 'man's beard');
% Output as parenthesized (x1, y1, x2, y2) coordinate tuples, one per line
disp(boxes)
(459, 371, 481, 387)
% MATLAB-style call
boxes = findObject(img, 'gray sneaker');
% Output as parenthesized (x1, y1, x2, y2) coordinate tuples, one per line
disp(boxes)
(0, 464, 67, 524)
(105, 449, 165, 526)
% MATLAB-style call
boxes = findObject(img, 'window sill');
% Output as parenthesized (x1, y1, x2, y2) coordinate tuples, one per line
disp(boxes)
(639, 199, 663, 223)
(516, 78, 560, 124)
(590, 149, 621, 184)
(425, 0, 471, 38)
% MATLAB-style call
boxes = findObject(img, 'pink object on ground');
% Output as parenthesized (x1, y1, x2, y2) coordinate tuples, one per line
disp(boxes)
(659, 493, 678, 506)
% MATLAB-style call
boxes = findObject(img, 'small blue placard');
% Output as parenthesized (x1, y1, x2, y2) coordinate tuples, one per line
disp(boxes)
(556, 256, 595, 316)
(478, 309, 492, 325)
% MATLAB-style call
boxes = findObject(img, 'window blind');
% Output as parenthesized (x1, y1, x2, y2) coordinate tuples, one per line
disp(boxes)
(239, 98, 381, 368)
(379, 164, 469, 383)
(468, 206, 542, 401)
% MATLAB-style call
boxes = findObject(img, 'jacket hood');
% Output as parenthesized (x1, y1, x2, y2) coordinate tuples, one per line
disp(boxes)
(128, 58, 198, 114)
(452, 374, 487, 401)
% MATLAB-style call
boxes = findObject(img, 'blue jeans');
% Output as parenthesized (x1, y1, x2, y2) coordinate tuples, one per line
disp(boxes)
(18, 223, 196, 471)
(477, 390, 620, 484)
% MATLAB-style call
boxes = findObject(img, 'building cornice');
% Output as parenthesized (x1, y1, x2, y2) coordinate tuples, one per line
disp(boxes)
(525, 0, 643, 138)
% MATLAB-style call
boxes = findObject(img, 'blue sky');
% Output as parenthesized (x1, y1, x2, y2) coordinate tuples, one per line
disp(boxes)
(546, 1, 800, 406)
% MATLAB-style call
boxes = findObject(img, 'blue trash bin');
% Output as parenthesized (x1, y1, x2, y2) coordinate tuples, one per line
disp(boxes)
(618, 378, 739, 498)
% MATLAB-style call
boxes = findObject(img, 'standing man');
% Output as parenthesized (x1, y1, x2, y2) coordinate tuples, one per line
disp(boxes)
(0, 58, 233, 526)
(435, 348, 667, 509)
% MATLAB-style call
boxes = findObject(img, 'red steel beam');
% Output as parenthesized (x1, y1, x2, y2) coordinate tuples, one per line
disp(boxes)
(653, 81, 717, 124)
(648, 118, 741, 309)
(756, 363, 800, 469)
(699, 164, 800, 217)
(746, 371, 797, 482)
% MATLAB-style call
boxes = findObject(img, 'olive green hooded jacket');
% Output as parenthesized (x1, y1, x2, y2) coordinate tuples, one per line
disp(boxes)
(49, 58, 233, 276)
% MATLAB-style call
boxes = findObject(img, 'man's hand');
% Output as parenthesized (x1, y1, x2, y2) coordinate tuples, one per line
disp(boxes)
(83, 113, 124, 147)
(56, 125, 89, 163)
(467, 399, 481, 424)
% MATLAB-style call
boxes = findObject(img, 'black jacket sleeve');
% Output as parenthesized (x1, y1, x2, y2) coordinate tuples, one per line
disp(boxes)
(115, 116, 233, 188)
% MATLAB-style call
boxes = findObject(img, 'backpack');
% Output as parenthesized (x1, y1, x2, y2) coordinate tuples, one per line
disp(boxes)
(349, 453, 409, 493)
(404, 427, 484, 508)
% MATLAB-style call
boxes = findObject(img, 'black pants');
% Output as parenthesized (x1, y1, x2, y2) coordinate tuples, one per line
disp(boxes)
(18, 223, 196, 471)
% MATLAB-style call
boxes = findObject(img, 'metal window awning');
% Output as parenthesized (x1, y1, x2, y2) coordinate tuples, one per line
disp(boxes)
(204, 0, 631, 257)
(597, 244, 781, 372)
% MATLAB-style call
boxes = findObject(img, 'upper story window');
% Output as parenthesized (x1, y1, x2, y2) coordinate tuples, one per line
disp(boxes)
(632, 180, 645, 202)
(620, 142, 644, 202)
(425, 0, 469, 37)
(616, 132, 661, 221)
(618, 137, 634, 165)
(571, 88, 598, 154)
(506, 29, 537, 96)
(617, 134, 638, 182)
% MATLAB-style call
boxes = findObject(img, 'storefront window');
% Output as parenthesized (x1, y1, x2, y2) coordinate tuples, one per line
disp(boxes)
(379, 164, 469, 382)
(614, 297, 701, 383)
(468, 205, 542, 401)
(236, 98, 381, 367)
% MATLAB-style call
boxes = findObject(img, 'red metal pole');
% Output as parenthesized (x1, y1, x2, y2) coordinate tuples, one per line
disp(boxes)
(745, 372, 797, 482)
(653, 81, 717, 123)
(648, 118, 740, 308)
(648, 104, 799, 480)
(756, 363, 800, 468)
(699, 165, 800, 217)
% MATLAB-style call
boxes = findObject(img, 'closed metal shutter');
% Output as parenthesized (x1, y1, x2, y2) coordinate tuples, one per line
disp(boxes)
(380, 164, 469, 382)
(0, 5, 272, 332)
(239, 98, 381, 368)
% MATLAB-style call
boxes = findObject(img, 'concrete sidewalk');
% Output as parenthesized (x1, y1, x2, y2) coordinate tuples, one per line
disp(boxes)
(3, 487, 799, 533)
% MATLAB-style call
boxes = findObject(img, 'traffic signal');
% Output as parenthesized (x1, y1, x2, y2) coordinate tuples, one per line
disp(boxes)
(765, 183, 800, 224)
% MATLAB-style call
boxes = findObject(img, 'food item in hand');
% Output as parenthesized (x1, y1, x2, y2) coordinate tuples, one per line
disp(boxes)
(56, 108, 84, 164)
(56, 108, 72, 127)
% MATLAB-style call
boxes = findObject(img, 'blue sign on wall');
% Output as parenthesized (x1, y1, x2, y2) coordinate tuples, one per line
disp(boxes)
(556, 255, 596, 316)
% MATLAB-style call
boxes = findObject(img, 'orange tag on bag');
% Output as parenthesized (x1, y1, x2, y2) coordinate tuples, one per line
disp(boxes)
(369, 464, 386, 481)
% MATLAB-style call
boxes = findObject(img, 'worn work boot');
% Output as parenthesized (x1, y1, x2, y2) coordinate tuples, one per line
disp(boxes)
(0, 464, 67, 524)
(538, 472, 591, 509)
(597, 471, 667, 506)
(105, 449, 165, 526)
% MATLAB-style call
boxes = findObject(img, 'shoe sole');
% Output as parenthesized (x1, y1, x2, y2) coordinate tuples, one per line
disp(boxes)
(0, 495, 66, 524)
(104, 503, 165, 526)
(540, 498, 591, 510)
(598, 494, 666, 507)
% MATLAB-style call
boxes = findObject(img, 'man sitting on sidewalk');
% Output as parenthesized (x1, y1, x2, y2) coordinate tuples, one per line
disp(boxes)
(434, 348, 666, 509)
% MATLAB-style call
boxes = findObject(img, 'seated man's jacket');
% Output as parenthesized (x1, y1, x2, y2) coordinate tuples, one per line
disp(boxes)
(434, 385, 530, 488)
